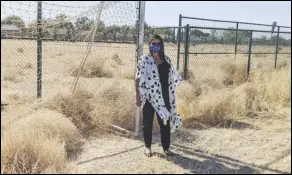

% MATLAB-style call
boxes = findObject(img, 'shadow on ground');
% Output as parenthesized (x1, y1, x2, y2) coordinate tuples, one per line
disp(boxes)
(169, 143, 289, 174)
(76, 145, 145, 165)
(152, 151, 256, 174)
(135, 129, 288, 174)
(76, 128, 289, 174)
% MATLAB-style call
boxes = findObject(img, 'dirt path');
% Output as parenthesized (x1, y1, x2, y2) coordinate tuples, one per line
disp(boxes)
(74, 115, 291, 174)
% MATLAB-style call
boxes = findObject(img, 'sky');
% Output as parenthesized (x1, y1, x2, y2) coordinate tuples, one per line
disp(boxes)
(145, 1, 291, 28)
(1, 1, 291, 31)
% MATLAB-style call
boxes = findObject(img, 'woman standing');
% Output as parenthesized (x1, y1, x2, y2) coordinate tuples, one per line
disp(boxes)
(135, 34, 182, 157)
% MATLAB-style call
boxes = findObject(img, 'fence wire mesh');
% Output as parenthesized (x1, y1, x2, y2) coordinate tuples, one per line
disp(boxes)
(1, 1, 141, 132)
(179, 15, 291, 85)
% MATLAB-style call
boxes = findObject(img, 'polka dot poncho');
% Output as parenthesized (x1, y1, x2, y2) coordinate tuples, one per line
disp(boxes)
(136, 54, 183, 132)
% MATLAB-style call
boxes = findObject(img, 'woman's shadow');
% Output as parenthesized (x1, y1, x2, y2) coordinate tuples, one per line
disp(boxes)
(151, 151, 256, 174)
(145, 129, 288, 174)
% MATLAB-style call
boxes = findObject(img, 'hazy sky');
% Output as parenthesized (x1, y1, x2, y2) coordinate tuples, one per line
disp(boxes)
(145, 1, 291, 27)
(1, 1, 291, 31)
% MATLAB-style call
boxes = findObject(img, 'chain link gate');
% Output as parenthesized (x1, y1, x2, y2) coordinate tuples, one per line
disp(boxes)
(177, 14, 291, 84)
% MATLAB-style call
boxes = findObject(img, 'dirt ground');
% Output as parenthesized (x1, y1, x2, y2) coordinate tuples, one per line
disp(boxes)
(74, 108, 291, 174)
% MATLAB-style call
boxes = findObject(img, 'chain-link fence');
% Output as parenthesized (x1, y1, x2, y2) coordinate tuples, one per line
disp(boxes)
(178, 15, 291, 85)
(1, 1, 143, 132)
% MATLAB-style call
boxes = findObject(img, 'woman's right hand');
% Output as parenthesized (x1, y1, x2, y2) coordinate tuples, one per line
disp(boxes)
(136, 95, 141, 107)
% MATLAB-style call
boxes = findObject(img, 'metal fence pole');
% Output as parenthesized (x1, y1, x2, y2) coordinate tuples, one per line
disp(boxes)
(177, 14, 182, 70)
(172, 27, 175, 43)
(136, 1, 141, 63)
(235, 22, 239, 55)
(135, 1, 145, 137)
(168, 28, 170, 42)
(247, 30, 253, 80)
(183, 24, 190, 80)
(274, 26, 280, 69)
(37, 1, 42, 98)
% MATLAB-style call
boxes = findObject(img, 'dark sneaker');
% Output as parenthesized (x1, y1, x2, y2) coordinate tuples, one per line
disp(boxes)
(164, 149, 174, 157)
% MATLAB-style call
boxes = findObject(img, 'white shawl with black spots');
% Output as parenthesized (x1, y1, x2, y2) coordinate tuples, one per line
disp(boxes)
(136, 54, 182, 132)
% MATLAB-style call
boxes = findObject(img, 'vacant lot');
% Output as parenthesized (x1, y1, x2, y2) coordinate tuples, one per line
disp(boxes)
(1, 39, 291, 174)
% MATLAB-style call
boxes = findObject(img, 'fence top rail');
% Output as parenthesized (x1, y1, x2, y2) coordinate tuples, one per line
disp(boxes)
(189, 26, 292, 34)
(181, 15, 291, 29)
(145, 26, 184, 29)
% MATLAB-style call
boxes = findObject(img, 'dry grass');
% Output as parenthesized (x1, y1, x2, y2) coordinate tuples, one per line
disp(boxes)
(1, 109, 83, 174)
(47, 83, 136, 135)
(92, 82, 136, 131)
(254, 53, 266, 58)
(177, 62, 291, 127)
(8, 93, 20, 102)
(70, 58, 114, 78)
(220, 62, 247, 86)
(249, 65, 291, 108)
(47, 90, 97, 136)
(178, 88, 241, 127)
(112, 54, 123, 65)
(17, 48, 24, 53)
(24, 62, 33, 69)
(56, 52, 63, 56)
(2, 68, 24, 83)
(3, 74, 18, 82)
(276, 60, 288, 70)
(120, 66, 135, 79)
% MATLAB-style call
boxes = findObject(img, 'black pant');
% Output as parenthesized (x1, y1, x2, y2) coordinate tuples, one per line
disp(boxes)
(143, 100, 170, 150)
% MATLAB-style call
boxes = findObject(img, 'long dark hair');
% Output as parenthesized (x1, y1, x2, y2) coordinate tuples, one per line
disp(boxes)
(148, 34, 166, 62)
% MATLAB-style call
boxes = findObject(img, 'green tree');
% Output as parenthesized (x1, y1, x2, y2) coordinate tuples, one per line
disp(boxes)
(223, 28, 236, 43)
(143, 22, 152, 39)
(120, 25, 130, 41)
(223, 28, 250, 44)
(55, 14, 67, 23)
(270, 35, 290, 46)
(211, 29, 217, 41)
(96, 21, 105, 33)
(129, 26, 137, 42)
(75, 17, 93, 31)
(101, 27, 110, 40)
(112, 25, 120, 41)
(105, 25, 120, 41)
(1, 15, 25, 28)
(190, 29, 204, 37)
(171, 28, 176, 43)
(164, 28, 172, 42)
(54, 14, 74, 41)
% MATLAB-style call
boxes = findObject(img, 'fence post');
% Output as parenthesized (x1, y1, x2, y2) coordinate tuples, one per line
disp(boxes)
(274, 26, 280, 69)
(135, 1, 141, 63)
(177, 14, 182, 70)
(168, 27, 170, 42)
(246, 30, 253, 80)
(172, 27, 175, 43)
(165, 30, 167, 42)
(235, 22, 239, 55)
(135, 1, 145, 137)
(37, 1, 42, 98)
(183, 24, 190, 80)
